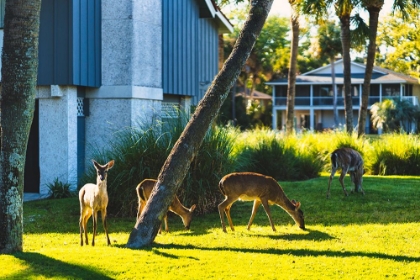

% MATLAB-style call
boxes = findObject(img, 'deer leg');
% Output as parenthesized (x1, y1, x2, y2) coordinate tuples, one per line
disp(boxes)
(92, 211, 98, 246)
(79, 214, 84, 246)
(218, 197, 235, 233)
(247, 200, 262, 230)
(339, 171, 349, 196)
(162, 214, 169, 233)
(327, 168, 337, 198)
(261, 200, 276, 232)
(83, 213, 91, 245)
(101, 210, 111, 246)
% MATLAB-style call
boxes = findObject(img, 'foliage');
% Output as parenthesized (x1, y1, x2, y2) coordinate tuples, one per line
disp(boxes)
(370, 98, 420, 133)
(234, 128, 324, 181)
(370, 133, 420, 175)
(314, 20, 342, 61)
(218, 94, 272, 130)
(4, 175, 420, 278)
(376, 8, 420, 79)
(46, 178, 75, 199)
(81, 120, 244, 216)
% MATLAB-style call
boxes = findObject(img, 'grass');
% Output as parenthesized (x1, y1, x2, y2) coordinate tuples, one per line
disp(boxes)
(2, 174, 420, 279)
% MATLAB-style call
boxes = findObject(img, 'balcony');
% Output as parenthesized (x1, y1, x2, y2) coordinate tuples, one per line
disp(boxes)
(274, 95, 419, 107)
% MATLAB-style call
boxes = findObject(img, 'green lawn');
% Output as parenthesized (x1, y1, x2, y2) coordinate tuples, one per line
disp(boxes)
(1, 174, 419, 279)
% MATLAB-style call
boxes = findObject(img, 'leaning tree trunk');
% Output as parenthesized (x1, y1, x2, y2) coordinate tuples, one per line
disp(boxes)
(358, 4, 382, 138)
(0, 0, 42, 254)
(340, 14, 353, 134)
(285, 10, 299, 136)
(126, 0, 274, 249)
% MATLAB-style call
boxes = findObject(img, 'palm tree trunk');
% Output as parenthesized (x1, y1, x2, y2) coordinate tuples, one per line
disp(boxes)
(126, 0, 274, 249)
(0, 0, 42, 254)
(358, 4, 382, 137)
(286, 11, 300, 136)
(340, 15, 353, 134)
(331, 55, 339, 128)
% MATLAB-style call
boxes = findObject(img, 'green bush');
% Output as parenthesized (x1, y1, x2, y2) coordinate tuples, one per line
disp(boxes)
(46, 178, 75, 199)
(81, 121, 245, 216)
(234, 128, 323, 181)
(81, 120, 420, 218)
(370, 133, 420, 175)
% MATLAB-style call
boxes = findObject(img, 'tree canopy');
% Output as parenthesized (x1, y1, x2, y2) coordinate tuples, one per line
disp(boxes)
(376, 8, 420, 79)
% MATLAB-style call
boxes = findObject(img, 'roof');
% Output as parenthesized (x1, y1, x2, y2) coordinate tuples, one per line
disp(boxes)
(237, 90, 272, 100)
(267, 59, 419, 85)
(198, 0, 233, 33)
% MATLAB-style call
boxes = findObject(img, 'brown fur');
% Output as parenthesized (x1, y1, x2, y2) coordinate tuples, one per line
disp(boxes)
(327, 147, 364, 198)
(136, 179, 196, 232)
(218, 172, 305, 232)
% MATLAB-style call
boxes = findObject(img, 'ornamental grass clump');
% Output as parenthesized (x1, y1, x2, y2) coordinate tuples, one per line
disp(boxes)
(370, 133, 420, 175)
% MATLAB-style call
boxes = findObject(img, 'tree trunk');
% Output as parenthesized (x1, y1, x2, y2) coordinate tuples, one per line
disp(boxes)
(331, 55, 339, 128)
(339, 15, 354, 134)
(126, 0, 274, 249)
(285, 10, 299, 136)
(0, 0, 42, 254)
(358, 5, 382, 137)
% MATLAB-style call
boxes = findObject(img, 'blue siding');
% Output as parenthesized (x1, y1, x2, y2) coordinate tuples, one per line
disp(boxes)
(38, 0, 101, 87)
(163, 0, 198, 97)
(0, 0, 4, 28)
(196, 18, 219, 104)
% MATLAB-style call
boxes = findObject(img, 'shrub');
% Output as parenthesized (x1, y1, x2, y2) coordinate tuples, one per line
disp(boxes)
(81, 121, 246, 216)
(370, 133, 420, 175)
(46, 178, 74, 199)
(235, 128, 323, 181)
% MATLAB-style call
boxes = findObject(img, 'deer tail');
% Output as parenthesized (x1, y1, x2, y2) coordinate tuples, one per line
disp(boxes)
(139, 186, 147, 201)
(218, 180, 226, 196)
(331, 152, 338, 169)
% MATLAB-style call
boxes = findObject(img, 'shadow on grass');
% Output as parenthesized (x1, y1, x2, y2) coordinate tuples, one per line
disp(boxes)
(11, 252, 112, 279)
(264, 228, 335, 241)
(150, 242, 420, 264)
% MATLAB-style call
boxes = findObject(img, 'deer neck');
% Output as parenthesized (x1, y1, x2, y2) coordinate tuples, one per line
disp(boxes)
(96, 178, 108, 190)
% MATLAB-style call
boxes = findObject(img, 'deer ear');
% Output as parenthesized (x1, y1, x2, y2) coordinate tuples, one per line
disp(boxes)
(294, 201, 301, 210)
(107, 160, 115, 169)
(189, 204, 196, 212)
(92, 159, 100, 169)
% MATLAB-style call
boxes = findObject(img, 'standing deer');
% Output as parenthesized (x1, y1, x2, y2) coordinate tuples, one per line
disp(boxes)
(327, 147, 364, 198)
(79, 159, 114, 246)
(218, 172, 305, 233)
(136, 179, 196, 232)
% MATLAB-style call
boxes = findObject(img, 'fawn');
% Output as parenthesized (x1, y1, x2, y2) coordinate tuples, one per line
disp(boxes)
(327, 147, 365, 198)
(136, 179, 196, 232)
(218, 172, 305, 232)
(79, 159, 114, 246)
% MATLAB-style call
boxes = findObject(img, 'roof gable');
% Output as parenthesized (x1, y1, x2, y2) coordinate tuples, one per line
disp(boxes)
(303, 59, 386, 76)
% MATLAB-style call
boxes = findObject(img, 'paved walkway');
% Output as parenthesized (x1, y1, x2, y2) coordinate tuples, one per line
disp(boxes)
(23, 193, 47, 202)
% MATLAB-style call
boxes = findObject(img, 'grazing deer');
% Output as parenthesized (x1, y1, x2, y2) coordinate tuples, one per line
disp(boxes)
(136, 179, 196, 232)
(79, 159, 114, 246)
(327, 147, 364, 198)
(218, 172, 305, 233)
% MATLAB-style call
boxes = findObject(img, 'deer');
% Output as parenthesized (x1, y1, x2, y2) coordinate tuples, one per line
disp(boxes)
(136, 179, 196, 233)
(79, 159, 114, 246)
(218, 172, 305, 233)
(327, 147, 365, 198)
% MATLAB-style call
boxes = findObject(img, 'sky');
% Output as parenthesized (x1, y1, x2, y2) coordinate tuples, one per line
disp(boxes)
(268, 0, 395, 18)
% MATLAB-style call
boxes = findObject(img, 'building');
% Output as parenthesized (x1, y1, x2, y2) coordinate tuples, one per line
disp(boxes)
(0, 0, 232, 197)
(267, 59, 420, 133)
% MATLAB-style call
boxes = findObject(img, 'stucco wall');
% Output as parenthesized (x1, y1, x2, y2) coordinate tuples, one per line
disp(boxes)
(37, 86, 78, 195)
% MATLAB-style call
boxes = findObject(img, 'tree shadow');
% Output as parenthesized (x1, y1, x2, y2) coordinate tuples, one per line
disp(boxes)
(150, 242, 420, 264)
(11, 252, 113, 279)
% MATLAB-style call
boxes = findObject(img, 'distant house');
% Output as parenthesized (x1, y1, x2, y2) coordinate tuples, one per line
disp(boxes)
(267, 59, 420, 133)
(0, 0, 232, 197)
